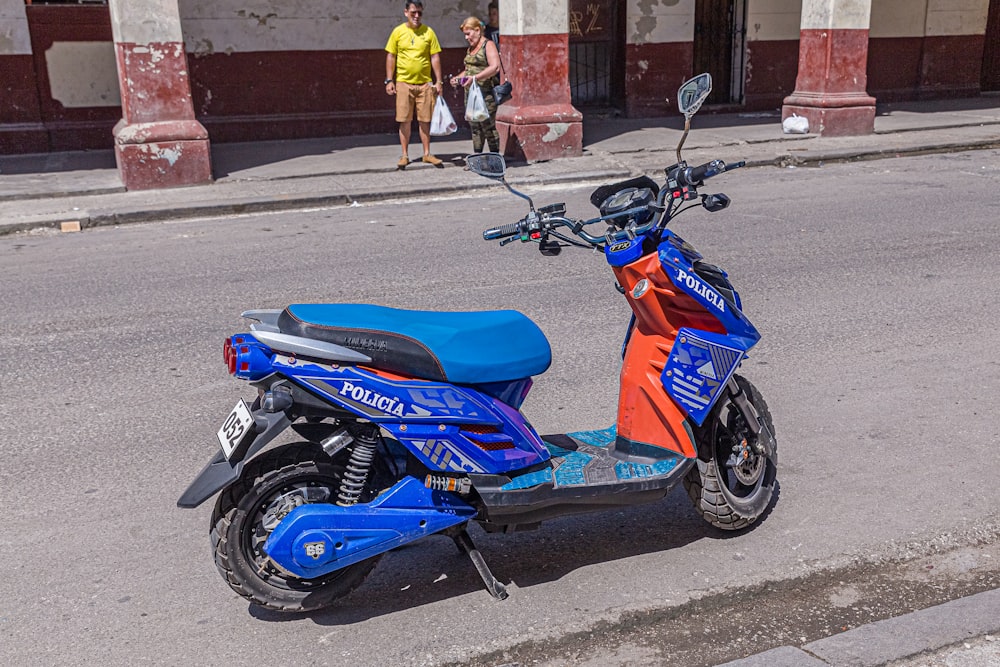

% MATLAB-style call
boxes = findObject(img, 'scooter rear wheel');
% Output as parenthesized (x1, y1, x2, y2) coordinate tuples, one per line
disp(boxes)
(684, 375, 778, 531)
(210, 442, 381, 612)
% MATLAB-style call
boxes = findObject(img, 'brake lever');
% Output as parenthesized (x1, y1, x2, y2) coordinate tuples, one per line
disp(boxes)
(499, 236, 519, 247)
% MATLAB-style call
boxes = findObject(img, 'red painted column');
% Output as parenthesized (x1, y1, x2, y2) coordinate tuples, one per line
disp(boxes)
(496, 1, 582, 161)
(109, 0, 211, 190)
(782, 0, 876, 136)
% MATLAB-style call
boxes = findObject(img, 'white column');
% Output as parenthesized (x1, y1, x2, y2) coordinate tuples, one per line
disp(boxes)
(782, 0, 877, 136)
(495, 0, 583, 160)
(109, 0, 211, 189)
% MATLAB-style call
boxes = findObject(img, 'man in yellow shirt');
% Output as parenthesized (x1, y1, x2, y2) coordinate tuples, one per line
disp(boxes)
(385, 1, 445, 169)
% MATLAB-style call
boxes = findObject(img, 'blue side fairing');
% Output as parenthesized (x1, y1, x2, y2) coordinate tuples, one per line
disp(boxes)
(469, 378, 534, 409)
(276, 362, 549, 474)
(657, 230, 760, 344)
(656, 231, 761, 425)
(662, 328, 750, 425)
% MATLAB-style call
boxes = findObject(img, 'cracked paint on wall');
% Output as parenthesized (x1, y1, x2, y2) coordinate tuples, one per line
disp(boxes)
(628, 0, 691, 45)
(178, 0, 474, 52)
(541, 122, 569, 142)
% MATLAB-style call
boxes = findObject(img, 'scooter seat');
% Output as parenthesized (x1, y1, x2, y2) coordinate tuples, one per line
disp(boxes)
(277, 304, 552, 384)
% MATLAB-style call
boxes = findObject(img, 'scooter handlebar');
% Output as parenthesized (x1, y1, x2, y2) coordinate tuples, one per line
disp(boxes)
(675, 159, 726, 186)
(483, 222, 521, 240)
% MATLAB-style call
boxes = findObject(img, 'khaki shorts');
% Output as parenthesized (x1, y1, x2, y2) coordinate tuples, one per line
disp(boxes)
(396, 81, 435, 123)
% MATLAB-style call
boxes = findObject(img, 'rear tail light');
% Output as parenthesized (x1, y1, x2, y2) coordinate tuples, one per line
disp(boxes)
(223, 335, 273, 380)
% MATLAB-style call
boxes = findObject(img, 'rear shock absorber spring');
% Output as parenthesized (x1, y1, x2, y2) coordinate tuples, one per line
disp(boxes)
(336, 429, 378, 506)
(425, 475, 472, 495)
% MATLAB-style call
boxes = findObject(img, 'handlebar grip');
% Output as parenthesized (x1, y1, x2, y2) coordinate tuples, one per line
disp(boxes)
(678, 159, 726, 186)
(724, 160, 746, 172)
(483, 222, 520, 240)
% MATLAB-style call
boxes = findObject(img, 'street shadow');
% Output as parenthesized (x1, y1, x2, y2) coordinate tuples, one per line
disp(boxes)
(876, 95, 1000, 116)
(582, 110, 782, 147)
(210, 127, 476, 179)
(0, 148, 116, 175)
(247, 481, 782, 626)
(210, 132, 399, 179)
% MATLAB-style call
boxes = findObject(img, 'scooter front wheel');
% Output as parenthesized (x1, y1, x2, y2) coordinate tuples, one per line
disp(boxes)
(684, 375, 778, 531)
(210, 442, 381, 612)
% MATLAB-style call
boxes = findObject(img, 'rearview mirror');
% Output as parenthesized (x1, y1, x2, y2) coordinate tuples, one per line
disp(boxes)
(466, 152, 507, 179)
(678, 73, 712, 119)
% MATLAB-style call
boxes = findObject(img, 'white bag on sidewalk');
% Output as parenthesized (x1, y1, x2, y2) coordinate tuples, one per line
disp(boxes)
(430, 96, 457, 136)
(465, 84, 489, 122)
(782, 113, 809, 134)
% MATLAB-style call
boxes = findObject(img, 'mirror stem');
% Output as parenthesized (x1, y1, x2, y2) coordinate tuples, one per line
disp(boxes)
(502, 179, 535, 211)
(677, 116, 690, 165)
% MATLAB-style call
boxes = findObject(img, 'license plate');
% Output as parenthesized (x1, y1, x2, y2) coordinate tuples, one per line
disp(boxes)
(217, 399, 255, 460)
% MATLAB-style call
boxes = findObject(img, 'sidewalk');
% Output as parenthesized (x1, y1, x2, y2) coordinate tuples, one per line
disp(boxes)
(716, 588, 1000, 667)
(1, 97, 999, 236)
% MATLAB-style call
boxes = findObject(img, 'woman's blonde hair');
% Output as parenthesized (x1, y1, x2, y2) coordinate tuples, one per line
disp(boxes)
(460, 16, 485, 32)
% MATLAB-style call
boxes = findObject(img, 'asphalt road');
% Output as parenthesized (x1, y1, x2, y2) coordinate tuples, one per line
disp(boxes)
(1, 151, 999, 666)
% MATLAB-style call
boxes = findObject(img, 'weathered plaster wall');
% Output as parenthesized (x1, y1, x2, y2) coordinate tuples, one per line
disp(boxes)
(177, 0, 480, 53)
(0, 0, 39, 151)
(869, 0, 928, 38)
(626, 0, 693, 45)
(746, 0, 800, 41)
(174, 0, 485, 142)
(925, 0, 990, 36)
(743, 0, 800, 108)
(0, 0, 31, 54)
(867, 0, 989, 101)
(45, 41, 121, 108)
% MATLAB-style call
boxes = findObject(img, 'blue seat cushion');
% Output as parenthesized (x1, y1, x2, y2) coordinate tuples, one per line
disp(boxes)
(277, 304, 552, 384)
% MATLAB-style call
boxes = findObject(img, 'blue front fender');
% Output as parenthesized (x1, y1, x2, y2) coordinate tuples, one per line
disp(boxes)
(264, 477, 477, 579)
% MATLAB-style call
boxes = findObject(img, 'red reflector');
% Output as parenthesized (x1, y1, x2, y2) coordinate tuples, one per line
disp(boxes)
(224, 338, 236, 374)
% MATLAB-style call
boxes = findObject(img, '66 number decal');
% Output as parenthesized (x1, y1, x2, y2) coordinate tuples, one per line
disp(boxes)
(217, 399, 254, 460)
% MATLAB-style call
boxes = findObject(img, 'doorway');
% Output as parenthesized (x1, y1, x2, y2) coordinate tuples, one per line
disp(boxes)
(568, 0, 625, 109)
(693, 0, 747, 105)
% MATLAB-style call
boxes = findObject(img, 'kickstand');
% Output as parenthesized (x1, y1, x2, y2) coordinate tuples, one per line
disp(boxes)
(447, 526, 509, 600)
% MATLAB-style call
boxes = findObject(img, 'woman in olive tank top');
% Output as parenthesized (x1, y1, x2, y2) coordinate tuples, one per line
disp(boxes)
(450, 16, 501, 153)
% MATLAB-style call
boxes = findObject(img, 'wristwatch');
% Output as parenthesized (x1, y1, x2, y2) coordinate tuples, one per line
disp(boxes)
(384, 78, 393, 85)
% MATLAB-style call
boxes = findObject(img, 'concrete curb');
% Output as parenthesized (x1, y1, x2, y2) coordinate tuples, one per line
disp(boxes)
(716, 588, 1000, 667)
(0, 168, 629, 236)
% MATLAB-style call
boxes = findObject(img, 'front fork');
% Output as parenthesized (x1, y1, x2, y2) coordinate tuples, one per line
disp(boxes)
(725, 377, 774, 458)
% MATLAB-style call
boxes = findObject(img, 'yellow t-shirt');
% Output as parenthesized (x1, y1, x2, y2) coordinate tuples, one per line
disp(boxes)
(385, 23, 441, 85)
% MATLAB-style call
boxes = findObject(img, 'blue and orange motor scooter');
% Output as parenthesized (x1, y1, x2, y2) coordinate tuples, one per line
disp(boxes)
(178, 73, 778, 612)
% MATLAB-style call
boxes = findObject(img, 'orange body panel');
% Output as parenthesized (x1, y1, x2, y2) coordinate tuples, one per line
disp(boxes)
(613, 252, 727, 458)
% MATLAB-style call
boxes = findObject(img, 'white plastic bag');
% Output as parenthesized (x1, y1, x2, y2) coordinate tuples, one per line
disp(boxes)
(430, 95, 457, 136)
(782, 113, 809, 134)
(465, 84, 489, 122)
